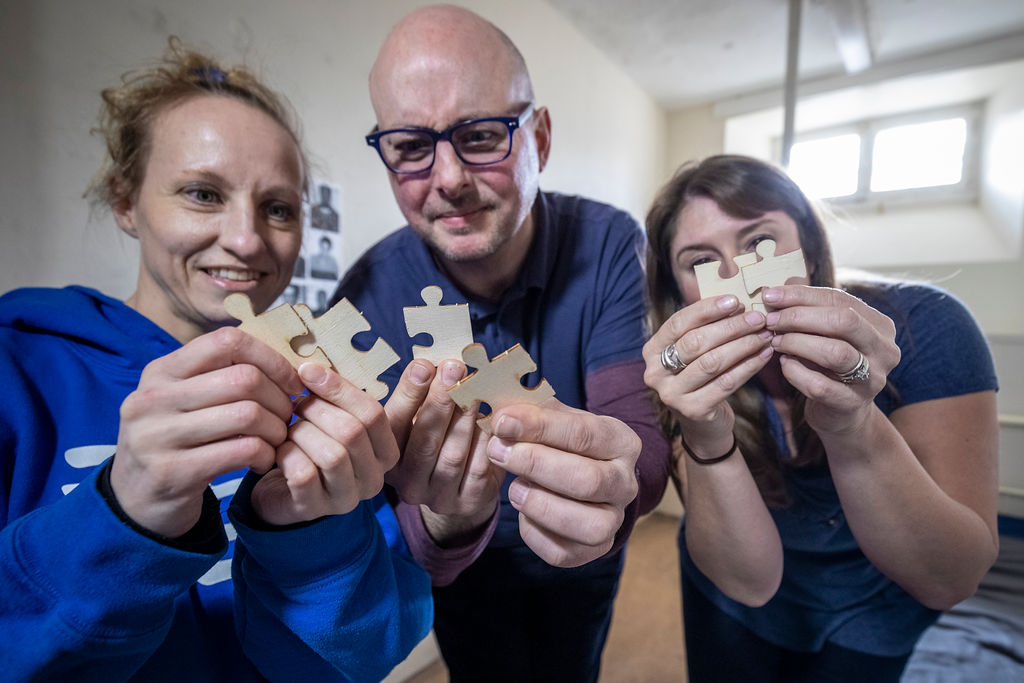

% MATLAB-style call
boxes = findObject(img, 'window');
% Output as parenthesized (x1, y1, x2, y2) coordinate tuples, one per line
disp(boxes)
(788, 133, 861, 199)
(870, 118, 967, 192)
(782, 103, 981, 206)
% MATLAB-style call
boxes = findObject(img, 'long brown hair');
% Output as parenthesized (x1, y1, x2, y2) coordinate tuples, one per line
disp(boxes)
(646, 155, 837, 506)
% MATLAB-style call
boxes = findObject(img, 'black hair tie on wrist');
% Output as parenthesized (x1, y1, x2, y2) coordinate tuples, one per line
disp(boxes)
(681, 434, 737, 465)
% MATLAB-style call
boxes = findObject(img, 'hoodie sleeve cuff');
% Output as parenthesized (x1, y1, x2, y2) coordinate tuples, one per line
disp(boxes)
(228, 471, 379, 586)
(98, 459, 224, 555)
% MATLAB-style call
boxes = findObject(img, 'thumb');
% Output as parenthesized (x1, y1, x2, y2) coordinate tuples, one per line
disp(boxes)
(298, 361, 361, 404)
(384, 359, 436, 449)
(295, 362, 389, 437)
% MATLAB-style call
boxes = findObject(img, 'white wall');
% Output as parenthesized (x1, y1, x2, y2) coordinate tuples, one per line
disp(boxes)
(665, 103, 724, 180)
(0, 0, 665, 301)
(987, 336, 1024, 518)
(981, 66, 1024, 253)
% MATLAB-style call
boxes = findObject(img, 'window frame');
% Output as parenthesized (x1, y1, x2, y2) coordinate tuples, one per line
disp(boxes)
(776, 101, 983, 209)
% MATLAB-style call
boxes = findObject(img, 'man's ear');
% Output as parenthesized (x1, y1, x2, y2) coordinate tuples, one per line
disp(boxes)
(109, 182, 138, 238)
(532, 106, 552, 173)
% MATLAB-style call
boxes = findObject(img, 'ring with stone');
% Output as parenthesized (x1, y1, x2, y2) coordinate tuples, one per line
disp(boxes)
(661, 343, 686, 374)
(838, 352, 870, 384)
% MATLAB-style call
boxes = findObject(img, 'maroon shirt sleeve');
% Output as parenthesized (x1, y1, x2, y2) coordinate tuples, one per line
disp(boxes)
(394, 501, 499, 587)
(395, 357, 669, 583)
(585, 357, 672, 555)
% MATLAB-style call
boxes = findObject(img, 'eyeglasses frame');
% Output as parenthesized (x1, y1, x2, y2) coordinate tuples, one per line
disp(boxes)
(365, 103, 536, 174)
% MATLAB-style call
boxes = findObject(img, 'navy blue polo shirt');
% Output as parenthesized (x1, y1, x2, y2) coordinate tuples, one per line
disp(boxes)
(335, 191, 658, 546)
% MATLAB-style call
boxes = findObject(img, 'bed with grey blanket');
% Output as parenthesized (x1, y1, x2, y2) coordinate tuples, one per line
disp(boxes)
(902, 519, 1024, 681)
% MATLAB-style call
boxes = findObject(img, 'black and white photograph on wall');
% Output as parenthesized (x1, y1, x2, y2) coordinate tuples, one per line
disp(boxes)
(312, 288, 331, 316)
(310, 234, 340, 280)
(310, 182, 340, 232)
(272, 178, 342, 311)
(280, 283, 305, 307)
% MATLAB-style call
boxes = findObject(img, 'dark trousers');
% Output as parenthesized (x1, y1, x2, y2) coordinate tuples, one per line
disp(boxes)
(432, 543, 625, 683)
(681, 573, 911, 683)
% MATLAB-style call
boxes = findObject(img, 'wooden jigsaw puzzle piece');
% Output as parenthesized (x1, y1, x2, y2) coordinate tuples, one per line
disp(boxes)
(224, 292, 328, 367)
(694, 251, 763, 311)
(447, 343, 555, 432)
(403, 285, 474, 364)
(292, 300, 399, 400)
(738, 240, 807, 302)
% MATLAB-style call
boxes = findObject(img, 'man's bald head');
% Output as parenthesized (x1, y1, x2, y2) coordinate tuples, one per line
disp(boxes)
(365, 4, 552, 292)
(369, 4, 534, 123)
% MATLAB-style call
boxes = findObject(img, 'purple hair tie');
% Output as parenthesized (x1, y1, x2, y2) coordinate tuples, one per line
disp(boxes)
(191, 66, 227, 83)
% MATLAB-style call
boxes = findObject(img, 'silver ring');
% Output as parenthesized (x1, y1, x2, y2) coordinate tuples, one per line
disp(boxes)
(838, 352, 870, 384)
(661, 343, 686, 374)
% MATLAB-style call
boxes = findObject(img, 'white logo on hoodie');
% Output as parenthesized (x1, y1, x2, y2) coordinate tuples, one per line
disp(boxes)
(63, 444, 238, 585)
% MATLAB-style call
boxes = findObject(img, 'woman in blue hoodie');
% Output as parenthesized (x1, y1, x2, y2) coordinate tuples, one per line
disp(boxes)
(0, 41, 431, 682)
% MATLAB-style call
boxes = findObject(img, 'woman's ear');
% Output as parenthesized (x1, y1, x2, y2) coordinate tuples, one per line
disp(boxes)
(109, 181, 138, 238)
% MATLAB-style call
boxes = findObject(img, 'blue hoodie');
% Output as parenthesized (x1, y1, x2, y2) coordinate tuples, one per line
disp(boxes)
(0, 285, 431, 682)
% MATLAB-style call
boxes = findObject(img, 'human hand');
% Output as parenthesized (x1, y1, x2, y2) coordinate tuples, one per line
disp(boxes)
(761, 285, 900, 436)
(248, 362, 403, 526)
(384, 359, 503, 541)
(485, 401, 642, 568)
(642, 294, 774, 448)
(112, 327, 303, 538)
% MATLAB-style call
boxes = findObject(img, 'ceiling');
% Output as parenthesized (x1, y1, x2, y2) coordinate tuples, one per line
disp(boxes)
(545, 0, 1024, 110)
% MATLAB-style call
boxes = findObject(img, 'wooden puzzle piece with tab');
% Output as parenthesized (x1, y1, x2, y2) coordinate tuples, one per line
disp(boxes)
(694, 239, 807, 312)
(402, 285, 474, 364)
(226, 289, 555, 421)
(446, 343, 555, 433)
(224, 292, 398, 399)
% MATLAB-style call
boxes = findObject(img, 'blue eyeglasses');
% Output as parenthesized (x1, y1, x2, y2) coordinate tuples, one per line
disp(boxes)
(366, 104, 535, 174)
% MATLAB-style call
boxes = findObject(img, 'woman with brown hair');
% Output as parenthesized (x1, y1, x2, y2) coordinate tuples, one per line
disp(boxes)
(643, 154, 999, 681)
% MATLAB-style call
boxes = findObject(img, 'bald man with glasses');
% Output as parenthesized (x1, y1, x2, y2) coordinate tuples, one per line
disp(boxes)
(332, 5, 671, 681)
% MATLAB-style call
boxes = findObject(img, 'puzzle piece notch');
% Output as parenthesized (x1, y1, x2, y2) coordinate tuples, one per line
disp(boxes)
(403, 285, 474, 364)
(694, 240, 807, 312)
(739, 240, 807, 297)
(447, 343, 555, 432)
(694, 251, 763, 311)
(224, 293, 329, 367)
(292, 300, 399, 400)
(224, 293, 397, 400)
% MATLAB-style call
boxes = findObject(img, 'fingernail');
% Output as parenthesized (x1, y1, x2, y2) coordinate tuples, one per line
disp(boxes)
(299, 362, 328, 386)
(758, 330, 772, 341)
(760, 346, 774, 360)
(508, 480, 528, 507)
(488, 437, 513, 464)
(441, 361, 463, 388)
(410, 362, 432, 385)
(744, 311, 764, 327)
(765, 312, 780, 327)
(493, 414, 522, 438)
(762, 287, 781, 303)
(717, 295, 738, 310)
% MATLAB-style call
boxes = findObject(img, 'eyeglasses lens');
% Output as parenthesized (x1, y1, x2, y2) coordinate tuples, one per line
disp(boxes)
(379, 120, 512, 173)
